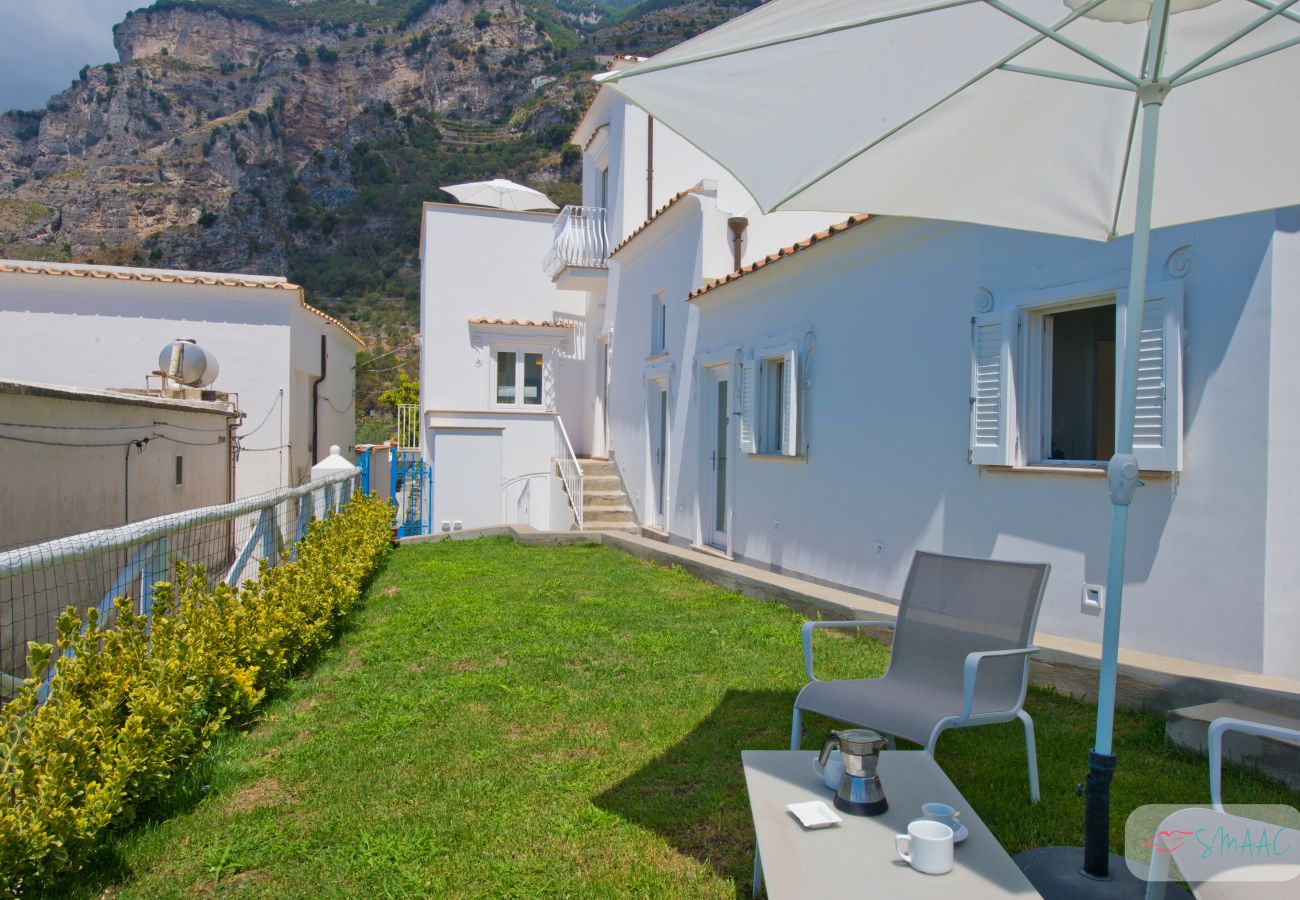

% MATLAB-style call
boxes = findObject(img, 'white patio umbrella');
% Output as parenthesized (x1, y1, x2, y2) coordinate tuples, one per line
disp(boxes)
(604, 0, 1300, 889)
(439, 178, 558, 211)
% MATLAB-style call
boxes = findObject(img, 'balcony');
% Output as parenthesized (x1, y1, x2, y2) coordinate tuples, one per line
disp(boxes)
(542, 205, 609, 289)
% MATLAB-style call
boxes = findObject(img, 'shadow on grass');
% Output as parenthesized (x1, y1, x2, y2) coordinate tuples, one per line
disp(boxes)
(593, 688, 809, 898)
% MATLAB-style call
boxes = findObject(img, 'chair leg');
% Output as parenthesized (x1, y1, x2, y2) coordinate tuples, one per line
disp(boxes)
(790, 706, 803, 751)
(1018, 709, 1041, 804)
(752, 845, 764, 897)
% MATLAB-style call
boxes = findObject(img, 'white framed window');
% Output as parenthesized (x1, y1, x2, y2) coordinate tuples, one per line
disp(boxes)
(492, 348, 545, 407)
(650, 292, 667, 356)
(969, 282, 1184, 472)
(740, 342, 800, 457)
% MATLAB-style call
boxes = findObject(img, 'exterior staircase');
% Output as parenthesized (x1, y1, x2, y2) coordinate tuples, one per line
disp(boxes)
(574, 457, 638, 533)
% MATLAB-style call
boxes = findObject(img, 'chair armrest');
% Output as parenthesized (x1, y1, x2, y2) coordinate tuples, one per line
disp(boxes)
(957, 646, 1040, 723)
(1209, 716, 1300, 811)
(801, 619, 895, 682)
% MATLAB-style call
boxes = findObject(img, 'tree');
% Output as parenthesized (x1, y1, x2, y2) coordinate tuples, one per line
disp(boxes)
(379, 373, 420, 447)
(379, 372, 419, 410)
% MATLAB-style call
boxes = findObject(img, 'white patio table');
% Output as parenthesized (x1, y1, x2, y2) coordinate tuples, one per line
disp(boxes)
(742, 750, 1041, 898)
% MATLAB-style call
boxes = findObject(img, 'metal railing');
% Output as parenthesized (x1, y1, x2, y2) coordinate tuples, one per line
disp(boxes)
(555, 416, 584, 531)
(396, 403, 420, 451)
(542, 205, 610, 278)
(0, 469, 360, 699)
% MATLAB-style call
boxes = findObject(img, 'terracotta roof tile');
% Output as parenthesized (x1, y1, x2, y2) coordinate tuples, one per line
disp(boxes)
(0, 259, 365, 346)
(468, 317, 574, 329)
(688, 214, 872, 301)
(609, 188, 705, 257)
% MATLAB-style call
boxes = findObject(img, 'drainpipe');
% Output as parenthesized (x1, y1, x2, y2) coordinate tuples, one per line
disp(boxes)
(727, 217, 748, 272)
(310, 334, 326, 465)
(123, 437, 149, 523)
(646, 115, 654, 219)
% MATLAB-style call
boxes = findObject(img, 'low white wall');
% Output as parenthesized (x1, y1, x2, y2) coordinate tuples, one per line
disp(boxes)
(426, 411, 569, 532)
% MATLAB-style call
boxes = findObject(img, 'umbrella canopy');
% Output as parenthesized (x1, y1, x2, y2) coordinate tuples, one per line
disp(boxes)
(604, 0, 1300, 240)
(440, 178, 558, 211)
(606, 0, 1300, 885)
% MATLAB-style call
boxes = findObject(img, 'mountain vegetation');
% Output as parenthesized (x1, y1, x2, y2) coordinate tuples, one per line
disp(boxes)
(0, 0, 754, 432)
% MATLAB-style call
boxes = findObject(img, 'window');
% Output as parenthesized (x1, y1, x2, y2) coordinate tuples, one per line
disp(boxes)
(650, 292, 666, 355)
(969, 283, 1184, 472)
(759, 356, 785, 454)
(494, 350, 544, 406)
(1038, 302, 1115, 464)
(175, 455, 183, 486)
(739, 344, 801, 457)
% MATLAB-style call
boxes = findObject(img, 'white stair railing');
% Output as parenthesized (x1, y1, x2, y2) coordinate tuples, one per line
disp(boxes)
(542, 205, 609, 278)
(555, 416, 584, 530)
(396, 403, 420, 451)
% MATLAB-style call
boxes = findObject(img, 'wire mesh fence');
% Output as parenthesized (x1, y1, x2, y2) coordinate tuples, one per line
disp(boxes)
(0, 468, 362, 701)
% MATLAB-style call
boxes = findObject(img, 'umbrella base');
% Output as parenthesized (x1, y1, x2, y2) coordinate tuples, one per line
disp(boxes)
(1013, 846, 1191, 900)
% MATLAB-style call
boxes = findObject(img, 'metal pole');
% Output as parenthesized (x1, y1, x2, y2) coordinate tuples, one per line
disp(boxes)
(1083, 0, 1171, 879)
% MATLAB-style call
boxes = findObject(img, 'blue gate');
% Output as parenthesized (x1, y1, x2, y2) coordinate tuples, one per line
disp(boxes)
(391, 448, 432, 537)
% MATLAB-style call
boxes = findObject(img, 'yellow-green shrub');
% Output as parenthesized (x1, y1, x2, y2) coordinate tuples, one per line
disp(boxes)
(0, 492, 393, 894)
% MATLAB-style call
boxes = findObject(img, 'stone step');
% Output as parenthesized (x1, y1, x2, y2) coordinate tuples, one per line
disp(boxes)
(584, 505, 636, 523)
(1166, 700, 1300, 791)
(583, 475, 625, 492)
(581, 522, 640, 534)
(582, 490, 628, 507)
(579, 463, 620, 478)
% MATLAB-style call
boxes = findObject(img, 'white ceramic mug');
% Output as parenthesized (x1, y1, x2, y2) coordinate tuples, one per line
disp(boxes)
(895, 819, 954, 875)
(812, 748, 844, 790)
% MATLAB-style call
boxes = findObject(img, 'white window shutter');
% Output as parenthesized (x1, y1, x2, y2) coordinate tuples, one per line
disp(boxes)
(1117, 285, 1184, 472)
(739, 360, 756, 453)
(969, 311, 1013, 466)
(781, 347, 799, 456)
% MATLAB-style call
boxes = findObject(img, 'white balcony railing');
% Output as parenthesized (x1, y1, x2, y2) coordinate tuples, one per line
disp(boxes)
(542, 205, 609, 278)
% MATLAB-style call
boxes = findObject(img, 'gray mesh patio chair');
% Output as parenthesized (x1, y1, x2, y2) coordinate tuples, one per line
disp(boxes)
(791, 551, 1050, 802)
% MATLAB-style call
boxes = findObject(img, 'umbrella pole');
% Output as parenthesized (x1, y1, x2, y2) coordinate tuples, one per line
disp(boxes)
(1083, 67, 1171, 881)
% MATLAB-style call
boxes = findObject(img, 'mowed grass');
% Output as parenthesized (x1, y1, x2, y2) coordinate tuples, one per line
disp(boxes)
(72, 537, 1297, 897)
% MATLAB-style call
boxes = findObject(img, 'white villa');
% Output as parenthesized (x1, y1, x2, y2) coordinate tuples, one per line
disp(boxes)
(0, 260, 362, 498)
(418, 60, 1300, 682)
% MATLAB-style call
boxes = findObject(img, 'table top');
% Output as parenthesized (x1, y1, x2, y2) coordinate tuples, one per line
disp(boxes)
(741, 750, 1040, 898)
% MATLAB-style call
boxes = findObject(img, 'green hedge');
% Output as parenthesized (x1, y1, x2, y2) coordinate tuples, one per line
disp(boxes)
(0, 493, 393, 893)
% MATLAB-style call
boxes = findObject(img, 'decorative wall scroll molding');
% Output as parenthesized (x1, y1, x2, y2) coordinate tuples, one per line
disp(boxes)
(1164, 245, 1196, 282)
(975, 288, 995, 314)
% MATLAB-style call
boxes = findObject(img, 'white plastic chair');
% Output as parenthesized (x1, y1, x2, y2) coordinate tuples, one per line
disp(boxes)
(1145, 716, 1300, 899)
(790, 551, 1050, 802)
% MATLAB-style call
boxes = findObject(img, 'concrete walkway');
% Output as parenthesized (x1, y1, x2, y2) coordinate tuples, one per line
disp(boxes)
(400, 526, 1300, 720)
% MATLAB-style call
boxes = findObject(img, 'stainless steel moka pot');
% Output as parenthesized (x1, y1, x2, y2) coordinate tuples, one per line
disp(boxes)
(819, 728, 889, 816)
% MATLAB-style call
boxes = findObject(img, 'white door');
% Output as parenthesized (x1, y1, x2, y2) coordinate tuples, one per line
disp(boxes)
(649, 381, 668, 529)
(709, 371, 730, 547)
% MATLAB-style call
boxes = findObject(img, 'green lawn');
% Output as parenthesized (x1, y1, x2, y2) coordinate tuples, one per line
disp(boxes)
(72, 537, 1296, 897)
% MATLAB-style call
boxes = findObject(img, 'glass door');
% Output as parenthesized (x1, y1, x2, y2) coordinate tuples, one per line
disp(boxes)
(711, 375, 729, 547)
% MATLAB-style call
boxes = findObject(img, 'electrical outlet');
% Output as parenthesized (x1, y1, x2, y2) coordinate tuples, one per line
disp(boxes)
(872, 542, 885, 559)
(453, 521, 463, 531)
(1082, 584, 1104, 614)
(441, 521, 451, 532)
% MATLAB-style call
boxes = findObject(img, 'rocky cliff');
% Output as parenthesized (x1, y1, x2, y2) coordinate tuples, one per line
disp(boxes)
(0, 0, 753, 377)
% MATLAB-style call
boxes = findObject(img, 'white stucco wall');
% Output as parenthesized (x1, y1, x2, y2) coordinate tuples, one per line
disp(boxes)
(604, 207, 1296, 678)
(419, 203, 592, 529)
(0, 266, 357, 499)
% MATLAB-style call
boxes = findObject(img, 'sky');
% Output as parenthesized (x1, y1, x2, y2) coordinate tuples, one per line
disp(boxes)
(0, 1, 146, 112)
